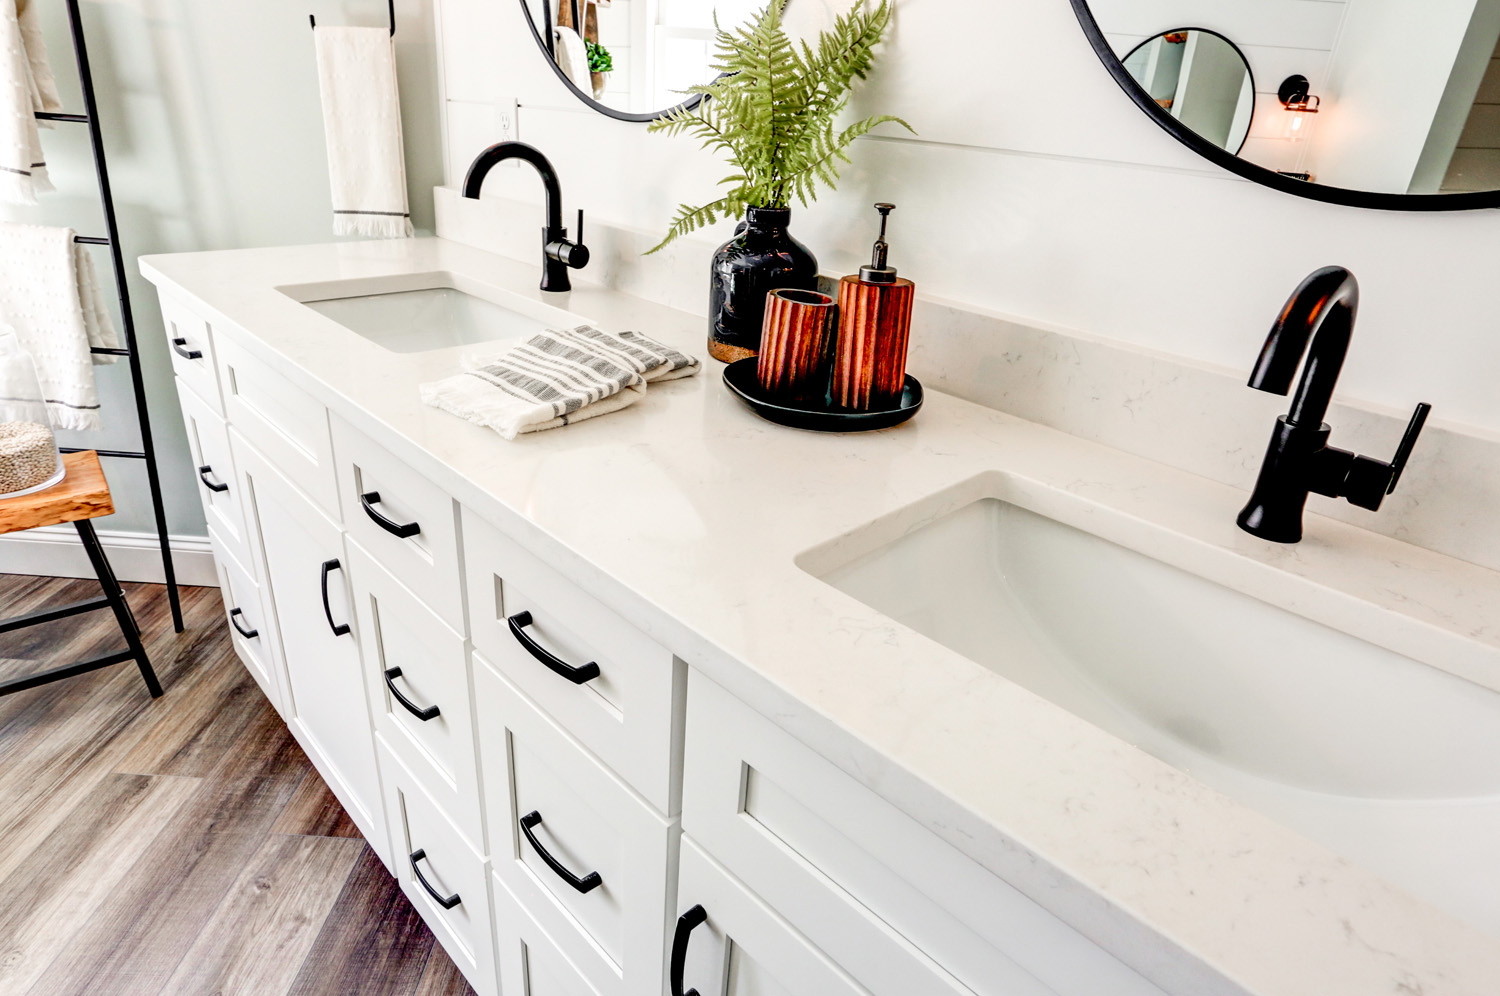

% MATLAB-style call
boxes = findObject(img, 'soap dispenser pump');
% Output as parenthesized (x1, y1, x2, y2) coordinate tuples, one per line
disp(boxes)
(833, 203, 915, 410)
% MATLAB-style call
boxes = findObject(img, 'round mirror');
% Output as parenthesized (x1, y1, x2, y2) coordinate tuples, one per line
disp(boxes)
(1072, 0, 1500, 209)
(519, 0, 770, 121)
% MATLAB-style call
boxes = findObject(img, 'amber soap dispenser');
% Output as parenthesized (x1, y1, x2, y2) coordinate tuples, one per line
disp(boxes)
(833, 203, 915, 410)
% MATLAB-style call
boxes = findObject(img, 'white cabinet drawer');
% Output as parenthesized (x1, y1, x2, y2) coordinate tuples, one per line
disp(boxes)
(207, 527, 284, 714)
(464, 509, 684, 815)
(179, 381, 249, 567)
(332, 415, 463, 633)
(380, 737, 498, 996)
(673, 837, 873, 996)
(349, 540, 482, 851)
(683, 673, 1168, 996)
(491, 872, 612, 996)
(217, 333, 340, 516)
(158, 293, 222, 415)
(476, 654, 676, 996)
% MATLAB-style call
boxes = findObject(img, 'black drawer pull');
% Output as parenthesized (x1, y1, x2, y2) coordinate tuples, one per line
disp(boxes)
(670, 904, 708, 996)
(506, 611, 600, 684)
(171, 336, 202, 360)
(360, 491, 420, 539)
(408, 849, 461, 909)
(197, 465, 229, 493)
(384, 667, 440, 721)
(320, 558, 350, 637)
(228, 607, 258, 639)
(519, 811, 602, 894)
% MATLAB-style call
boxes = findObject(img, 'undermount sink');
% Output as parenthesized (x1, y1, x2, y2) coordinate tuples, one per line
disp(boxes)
(799, 473, 1500, 937)
(280, 271, 586, 353)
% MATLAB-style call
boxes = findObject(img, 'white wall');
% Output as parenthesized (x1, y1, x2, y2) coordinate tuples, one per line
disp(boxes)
(438, 0, 1500, 437)
(0, 0, 441, 544)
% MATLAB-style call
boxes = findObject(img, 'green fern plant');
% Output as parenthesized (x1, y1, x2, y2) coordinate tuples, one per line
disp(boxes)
(646, 0, 910, 253)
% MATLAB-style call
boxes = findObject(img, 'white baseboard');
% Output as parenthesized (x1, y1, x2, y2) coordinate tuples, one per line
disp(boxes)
(0, 527, 219, 587)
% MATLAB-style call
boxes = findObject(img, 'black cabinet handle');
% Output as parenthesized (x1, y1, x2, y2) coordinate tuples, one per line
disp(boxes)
(360, 491, 420, 539)
(197, 465, 229, 493)
(670, 904, 708, 996)
(409, 849, 461, 910)
(228, 607, 258, 639)
(519, 811, 602, 894)
(506, 611, 600, 684)
(320, 559, 350, 636)
(384, 667, 440, 721)
(171, 336, 202, 360)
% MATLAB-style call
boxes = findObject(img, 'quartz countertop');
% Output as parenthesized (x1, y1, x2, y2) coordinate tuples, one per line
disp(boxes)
(140, 237, 1500, 996)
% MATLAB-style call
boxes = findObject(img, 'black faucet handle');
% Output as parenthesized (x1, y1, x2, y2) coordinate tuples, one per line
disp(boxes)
(574, 209, 584, 246)
(1338, 402, 1431, 511)
(1387, 402, 1431, 494)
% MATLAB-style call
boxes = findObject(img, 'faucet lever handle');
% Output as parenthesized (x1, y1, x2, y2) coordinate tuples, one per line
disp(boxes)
(575, 209, 585, 246)
(1387, 402, 1431, 494)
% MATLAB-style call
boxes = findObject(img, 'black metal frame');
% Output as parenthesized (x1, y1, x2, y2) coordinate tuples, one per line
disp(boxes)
(1069, 0, 1500, 211)
(38, 0, 183, 631)
(1118, 28, 1255, 157)
(309, 0, 395, 34)
(0, 519, 162, 698)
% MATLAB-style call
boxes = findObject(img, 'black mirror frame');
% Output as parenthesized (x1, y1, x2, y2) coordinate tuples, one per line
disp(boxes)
(1070, 0, 1500, 211)
(1119, 27, 1255, 157)
(518, 0, 706, 123)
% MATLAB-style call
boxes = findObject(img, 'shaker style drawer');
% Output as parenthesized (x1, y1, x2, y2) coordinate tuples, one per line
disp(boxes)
(379, 738, 498, 996)
(683, 673, 1168, 996)
(475, 655, 676, 996)
(348, 540, 482, 850)
(464, 508, 684, 815)
(217, 333, 340, 516)
(158, 293, 222, 414)
(208, 526, 284, 714)
(491, 871, 612, 996)
(179, 381, 249, 567)
(331, 415, 463, 633)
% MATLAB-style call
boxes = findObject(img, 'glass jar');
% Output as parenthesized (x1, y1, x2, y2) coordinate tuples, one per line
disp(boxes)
(0, 328, 64, 499)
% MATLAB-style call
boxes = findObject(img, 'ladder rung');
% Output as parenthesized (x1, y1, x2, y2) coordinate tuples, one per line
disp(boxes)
(73, 236, 110, 246)
(90, 346, 130, 356)
(35, 111, 89, 123)
(59, 447, 145, 460)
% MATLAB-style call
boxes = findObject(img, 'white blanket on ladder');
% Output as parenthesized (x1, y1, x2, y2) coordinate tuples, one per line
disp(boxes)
(0, 0, 58, 205)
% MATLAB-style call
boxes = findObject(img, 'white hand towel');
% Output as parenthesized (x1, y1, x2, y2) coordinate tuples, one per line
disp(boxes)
(0, 0, 51, 205)
(421, 325, 699, 440)
(553, 25, 592, 94)
(314, 26, 413, 239)
(15, 0, 61, 117)
(0, 223, 120, 431)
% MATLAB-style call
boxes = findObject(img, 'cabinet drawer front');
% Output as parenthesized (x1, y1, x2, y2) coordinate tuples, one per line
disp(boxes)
(683, 674, 1167, 996)
(476, 655, 675, 996)
(218, 334, 339, 516)
(180, 381, 248, 565)
(674, 838, 872, 996)
(492, 872, 610, 996)
(159, 293, 222, 415)
(349, 540, 481, 850)
(380, 738, 498, 996)
(331, 415, 463, 633)
(207, 527, 283, 713)
(464, 509, 683, 815)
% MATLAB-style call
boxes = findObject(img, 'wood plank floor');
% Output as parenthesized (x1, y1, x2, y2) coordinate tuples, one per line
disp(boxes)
(0, 573, 477, 996)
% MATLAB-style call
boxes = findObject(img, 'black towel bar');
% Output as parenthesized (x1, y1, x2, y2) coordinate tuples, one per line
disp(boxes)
(310, 0, 394, 35)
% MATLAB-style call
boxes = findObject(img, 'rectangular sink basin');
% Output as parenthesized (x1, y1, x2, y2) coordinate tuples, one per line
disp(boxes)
(280, 272, 588, 353)
(799, 474, 1500, 938)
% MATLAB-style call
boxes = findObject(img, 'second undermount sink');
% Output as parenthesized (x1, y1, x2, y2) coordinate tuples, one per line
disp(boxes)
(281, 271, 587, 353)
(799, 473, 1500, 937)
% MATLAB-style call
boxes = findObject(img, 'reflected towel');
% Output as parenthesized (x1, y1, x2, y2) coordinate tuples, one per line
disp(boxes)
(553, 25, 591, 93)
(0, 223, 120, 431)
(314, 26, 413, 238)
(421, 325, 699, 439)
(0, 0, 51, 204)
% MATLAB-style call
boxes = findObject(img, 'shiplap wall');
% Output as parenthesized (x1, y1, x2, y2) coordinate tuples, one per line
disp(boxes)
(435, 0, 1500, 434)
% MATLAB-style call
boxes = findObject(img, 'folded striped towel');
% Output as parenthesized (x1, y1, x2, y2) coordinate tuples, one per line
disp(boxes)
(0, 0, 53, 205)
(421, 325, 699, 440)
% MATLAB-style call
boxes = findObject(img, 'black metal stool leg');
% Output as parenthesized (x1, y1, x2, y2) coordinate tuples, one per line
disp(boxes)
(75, 519, 163, 698)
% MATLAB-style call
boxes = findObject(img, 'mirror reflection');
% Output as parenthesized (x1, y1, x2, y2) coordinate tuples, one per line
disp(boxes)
(520, 0, 767, 118)
(1087, 1, 1500, 196)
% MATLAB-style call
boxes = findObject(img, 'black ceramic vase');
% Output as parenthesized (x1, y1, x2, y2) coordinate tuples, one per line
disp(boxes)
(707, 206, 819, 363)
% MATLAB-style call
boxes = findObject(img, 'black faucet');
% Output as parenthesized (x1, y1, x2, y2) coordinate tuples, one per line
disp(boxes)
(462, 142, 589, 293)
(1237, 266, 1431, 543)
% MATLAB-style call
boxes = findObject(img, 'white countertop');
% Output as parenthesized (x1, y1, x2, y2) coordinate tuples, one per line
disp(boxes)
(140, 236, 1500, 996)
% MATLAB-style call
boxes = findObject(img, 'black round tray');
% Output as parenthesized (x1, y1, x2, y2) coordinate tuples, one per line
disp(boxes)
(722, 358, 923, 432)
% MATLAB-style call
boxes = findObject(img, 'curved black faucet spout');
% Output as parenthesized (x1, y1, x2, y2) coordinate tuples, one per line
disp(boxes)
(462, 141, 588, 292)
(1248, 265, 1357, 428)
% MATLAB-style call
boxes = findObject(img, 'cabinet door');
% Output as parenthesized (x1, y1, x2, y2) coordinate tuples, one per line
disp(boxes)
(233, 429, 385, 861)
(180, 381, 249, 567)
(207, 527, 285, 714)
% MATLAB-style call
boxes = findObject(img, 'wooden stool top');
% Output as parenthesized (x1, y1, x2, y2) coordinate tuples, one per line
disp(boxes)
(0, 451, 114, 536)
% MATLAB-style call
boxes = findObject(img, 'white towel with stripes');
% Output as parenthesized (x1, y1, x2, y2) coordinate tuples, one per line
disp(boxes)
(420, 325, 699, 439)
(0, 0, 55, 205)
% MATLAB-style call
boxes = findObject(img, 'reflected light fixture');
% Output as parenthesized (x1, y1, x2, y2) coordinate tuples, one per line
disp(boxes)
(1279, 74, 1320, 140)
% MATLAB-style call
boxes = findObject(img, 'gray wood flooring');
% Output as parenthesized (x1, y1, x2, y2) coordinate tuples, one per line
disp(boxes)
(0, 573, 476, 996)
